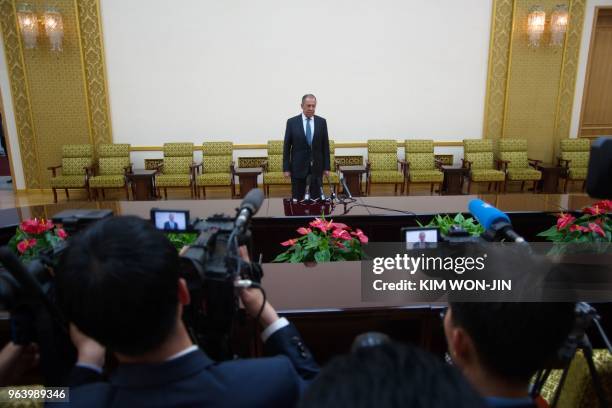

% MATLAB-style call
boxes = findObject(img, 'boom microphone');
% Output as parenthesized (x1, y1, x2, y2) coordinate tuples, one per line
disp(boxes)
(234, 188, 265, 233)
(468, 199, 526, 243)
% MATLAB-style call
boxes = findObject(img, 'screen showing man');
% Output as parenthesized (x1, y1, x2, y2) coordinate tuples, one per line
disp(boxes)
(405, 229, 438, 250)
(154, 211, 187, 231)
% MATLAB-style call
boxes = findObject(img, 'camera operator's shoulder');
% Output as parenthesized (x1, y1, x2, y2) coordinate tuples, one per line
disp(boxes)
(209, 355, 302, 405)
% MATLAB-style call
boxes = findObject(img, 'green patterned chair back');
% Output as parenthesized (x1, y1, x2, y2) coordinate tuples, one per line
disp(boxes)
(61, 144, 93, 176)
(202, 142, 233, 174)
(163, 143, 193, 175)
(368, 140, 398, 171)
(267, 140, 284, 172)
(98, 144, 130, 176)
(464, 139, 494, 170)
(405, 140, 435, 170)
(560, 139, 590, 169)
(499, 139, 528, 169)
(329, 140, 336, 171)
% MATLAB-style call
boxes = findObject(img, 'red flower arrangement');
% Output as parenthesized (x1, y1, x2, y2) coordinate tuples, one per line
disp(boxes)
(9, 218, 68, 262)
(274, 216, 368, 263)
(538, 200, 611, 248)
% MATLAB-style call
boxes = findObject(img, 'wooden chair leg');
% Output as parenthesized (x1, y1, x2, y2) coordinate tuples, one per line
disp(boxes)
(164, 188, 168, 199)
(520, 181, 525, 192)
(52, 188, 58, 203)
(532, 180, 537, 194)
(86, 186, 91, 201)
(100, 189, 105, 199)
(503, 179, 508, 193)
(430, 183, 434, 195)
(487, 182, 492, 192)
(406, 181, 410, 196)
(467, 179, 472, 194)
(581, 180, 586, 192)
(202, 186, 206, 199)
(564, 178, 569, 193)
(65, 189, 70, 200)
(401, 180, 405, 195)
(394, 183, 398, 195)
(231, 183, 236, 198)
(125, 184, 130, 200)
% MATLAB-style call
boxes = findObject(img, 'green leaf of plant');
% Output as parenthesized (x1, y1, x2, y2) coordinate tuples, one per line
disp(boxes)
(314, 249, 331, 263)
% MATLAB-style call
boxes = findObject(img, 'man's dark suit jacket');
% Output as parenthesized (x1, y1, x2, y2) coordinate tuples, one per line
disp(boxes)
(163, 221, 177, 231)
(63, 324, 319, 407)
(283, 114, 330, 179)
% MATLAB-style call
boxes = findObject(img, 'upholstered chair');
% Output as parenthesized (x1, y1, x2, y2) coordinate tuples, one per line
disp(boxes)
(155, 143, 197, 199)
(462, 139, 506, 193)
(89, 144, 132, 200)
(48, 144, 94, 203)
(404, 140, 444, 195)
(558, 139, 590, 193)
(323, 140, 340, 194)
(365, 140, 404, 195)
(498, 139, 542, 193)
(195, 141, 235, 198)
(262, 140, 291, 196)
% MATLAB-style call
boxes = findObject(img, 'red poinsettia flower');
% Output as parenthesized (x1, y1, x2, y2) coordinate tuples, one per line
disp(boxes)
(309, 218, 334, 232)
(588, 223, 606, 238)
(17, 238, 37, 254)
(350, 228, 369, 244)
(583, 205, 604, 216)
(569, 224, 590, 233)
(57, 228, 68, 240)
(20, 218, 54, 235)
(593, 200, 612, 212)
(335, 241, 346, 249)
(280, 238, 298, 247)
(556, 213, 575, 230)
(331, 229, 352, 240)
(331, 222, 349, 230)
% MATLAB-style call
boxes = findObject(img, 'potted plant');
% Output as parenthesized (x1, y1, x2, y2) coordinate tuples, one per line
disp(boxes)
(537, 200, 611, 254)
(8, 218, 68, 263)
(273, 217, 368, 263)
(418, 213, 484, 238)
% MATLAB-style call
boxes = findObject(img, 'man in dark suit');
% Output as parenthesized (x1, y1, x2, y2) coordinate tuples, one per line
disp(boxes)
(54, 216, 318, 407)
(163, 213, 178, 230)
(283, 94, 331, 200)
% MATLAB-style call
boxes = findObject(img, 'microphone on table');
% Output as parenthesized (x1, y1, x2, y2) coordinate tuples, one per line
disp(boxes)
(468, 199, 526, 243)
(234, 188, 265, 234)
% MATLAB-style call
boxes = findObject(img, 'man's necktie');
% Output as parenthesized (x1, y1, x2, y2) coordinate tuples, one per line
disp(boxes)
(306, 117, 312, 146)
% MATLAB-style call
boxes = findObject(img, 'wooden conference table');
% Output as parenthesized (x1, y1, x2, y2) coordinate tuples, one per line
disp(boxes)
(0, 194, 602, 361)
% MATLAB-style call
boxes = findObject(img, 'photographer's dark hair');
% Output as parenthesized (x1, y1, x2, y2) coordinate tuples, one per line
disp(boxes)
(299, 342, 486, 408)
(56, 216, 180, 355)
(449, 302, 575, 383)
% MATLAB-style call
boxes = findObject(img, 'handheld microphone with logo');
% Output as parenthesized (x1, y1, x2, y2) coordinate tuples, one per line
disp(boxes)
(340, 177, 353, 199)
(234, 188, 264, 233)
(468, 199, 526, 243)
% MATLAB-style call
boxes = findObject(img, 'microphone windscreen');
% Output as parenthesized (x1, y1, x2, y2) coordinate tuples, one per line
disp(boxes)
(241, 188, 265, 214)
(468, 199, 510, 230)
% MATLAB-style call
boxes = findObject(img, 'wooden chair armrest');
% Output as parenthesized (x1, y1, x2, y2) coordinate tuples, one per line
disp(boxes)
(528, 158, 542, 168)
(84, 165, 96, 178)
(123, 163, 134, 174)
(462, 159, 472, 169)
(496, 159, 510, 171)
(558, 157, 571, 168)
(47, 164, 62, 177)
(230, 162, 236, 174)
(261, 160, 269, 172)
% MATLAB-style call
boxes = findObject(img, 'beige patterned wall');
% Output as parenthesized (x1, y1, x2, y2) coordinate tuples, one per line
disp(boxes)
(0, 0, 111, 189)
(484, 0, 586, 163)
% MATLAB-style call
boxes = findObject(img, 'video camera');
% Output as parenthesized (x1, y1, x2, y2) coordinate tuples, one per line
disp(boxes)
(150, 188, 266, 360)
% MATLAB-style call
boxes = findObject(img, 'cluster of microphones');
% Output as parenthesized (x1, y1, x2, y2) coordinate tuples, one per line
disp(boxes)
(292, 175, 354, 204)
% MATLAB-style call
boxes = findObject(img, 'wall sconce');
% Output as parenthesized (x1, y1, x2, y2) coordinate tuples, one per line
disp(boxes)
(527, 5, 546, 48)
(43, 6, 63, 52)
(16, 3, 38, 49)
(550, 4, 569, 47)
(16, 3, 64, 52)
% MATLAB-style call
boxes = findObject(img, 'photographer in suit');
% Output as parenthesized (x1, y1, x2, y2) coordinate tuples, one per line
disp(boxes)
(283, 94, 331, 200)
(55, 216, 319, 407)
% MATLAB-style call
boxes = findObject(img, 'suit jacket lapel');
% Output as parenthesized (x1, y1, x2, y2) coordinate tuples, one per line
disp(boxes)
(296, 115, 306, 142)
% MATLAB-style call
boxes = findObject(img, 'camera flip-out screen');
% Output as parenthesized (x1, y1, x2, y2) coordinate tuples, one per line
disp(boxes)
(151, 209, 190, 231)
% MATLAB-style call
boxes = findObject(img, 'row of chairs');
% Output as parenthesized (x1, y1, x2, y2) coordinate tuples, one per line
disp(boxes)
(47, 138, 590, 202)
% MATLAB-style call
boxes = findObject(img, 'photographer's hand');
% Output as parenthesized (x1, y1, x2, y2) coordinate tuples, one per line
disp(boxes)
(237, 245, 280, 329)
(69, 324, 105, 370)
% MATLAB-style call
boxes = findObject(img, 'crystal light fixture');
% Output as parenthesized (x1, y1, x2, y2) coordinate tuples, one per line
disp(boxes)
(16, 3, 38, 49)
(550, 4, 569, 47)
(43, 6, 64, 52)
(527, 5, 546, 48)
